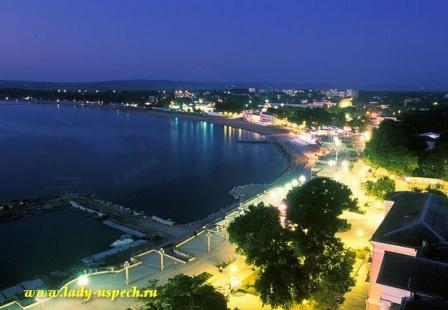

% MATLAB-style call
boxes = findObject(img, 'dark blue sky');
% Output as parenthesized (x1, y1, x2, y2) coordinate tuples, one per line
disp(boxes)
(1, 0, 447, 88)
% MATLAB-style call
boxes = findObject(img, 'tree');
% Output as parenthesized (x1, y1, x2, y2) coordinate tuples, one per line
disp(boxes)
(228, 203, 289, 267)
(142, 273, 227, 310)
(255, 253, 317, 309)
(308, 237, 355, 306)
(364, 108, 448, 181)
(364, 120, 419, 175)
(285, 178, 357, 306)
(228, 204, 317, 308)
(363, 176, 396, 199)
(227, 178, 357, 309)
(286, 177, 358, 237)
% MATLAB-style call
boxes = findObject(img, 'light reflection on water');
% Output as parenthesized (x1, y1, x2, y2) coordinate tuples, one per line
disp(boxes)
(0, 102, 287, 222)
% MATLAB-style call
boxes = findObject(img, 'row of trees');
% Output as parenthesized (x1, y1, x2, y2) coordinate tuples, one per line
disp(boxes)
(228, 177, 358, 308)
(364, 107, 448, 180)
(269, 106, 369, 130)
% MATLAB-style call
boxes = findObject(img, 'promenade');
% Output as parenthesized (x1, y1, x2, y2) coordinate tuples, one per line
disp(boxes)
(1, 185, 286, 310)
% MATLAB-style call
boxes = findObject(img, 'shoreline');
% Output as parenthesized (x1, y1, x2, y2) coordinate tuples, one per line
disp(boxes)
(0, 100, 312, 222)
(0, 100, 313, 222)
(0, 100, 318, 300)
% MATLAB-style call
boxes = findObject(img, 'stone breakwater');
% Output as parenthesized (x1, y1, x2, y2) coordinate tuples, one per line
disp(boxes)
(231, 137, 309, 201)
(182, 136, 313, 232)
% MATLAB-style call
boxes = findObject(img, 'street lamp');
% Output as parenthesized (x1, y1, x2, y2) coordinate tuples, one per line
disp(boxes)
(77, 275, 89, 287)
(124, 261, 130, 286)
(206, 231, 212, 252)
(77, 274, 89, 304)
(159, 248, 165, 271)
(299, 175, 306, 184)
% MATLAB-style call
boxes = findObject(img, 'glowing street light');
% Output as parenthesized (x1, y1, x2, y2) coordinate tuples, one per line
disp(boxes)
(299, 175, 306, 184)
(77, 275, 89, 287)
(291, 179, 299, 187)
(229, 263, 241, 289)
(230, 264, 238, 273)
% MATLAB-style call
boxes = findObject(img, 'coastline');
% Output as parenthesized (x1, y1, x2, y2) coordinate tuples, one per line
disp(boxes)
(0, 100, 318, 301)
(0, 100, 313, 215)
(0, 101, 315, 246)
(1, 100, 312, 209)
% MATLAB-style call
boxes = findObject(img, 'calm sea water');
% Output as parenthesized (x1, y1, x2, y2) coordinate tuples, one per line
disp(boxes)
(0, 102, 287, 289)
(0, 209, 121, 289)
(0, 102, 287, 222)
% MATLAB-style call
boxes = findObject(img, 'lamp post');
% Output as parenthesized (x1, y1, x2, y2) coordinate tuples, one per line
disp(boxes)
(77, 274, 89, 304)
(77, 274, 89, 287)
(124, 261, 130, 286)
(159, 248, 165, 271)
(206, 231, 212, 252)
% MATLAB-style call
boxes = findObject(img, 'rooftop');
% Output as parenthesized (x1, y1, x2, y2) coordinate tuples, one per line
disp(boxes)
(377, 251, 448, 299)
(401, 295, 448, 310)
(371, 192, 448, 249)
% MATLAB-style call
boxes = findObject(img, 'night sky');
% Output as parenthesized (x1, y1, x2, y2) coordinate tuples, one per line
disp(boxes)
(1, 0, 447, 88)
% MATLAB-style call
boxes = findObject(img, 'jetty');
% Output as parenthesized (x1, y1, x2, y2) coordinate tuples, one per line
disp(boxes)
(102, 220, 146, 238)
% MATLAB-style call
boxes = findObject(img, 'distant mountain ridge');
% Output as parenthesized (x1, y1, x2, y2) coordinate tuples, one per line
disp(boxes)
(0, 79, 443, 91)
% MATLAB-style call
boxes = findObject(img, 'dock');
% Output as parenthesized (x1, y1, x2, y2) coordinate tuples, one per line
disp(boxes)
(102, 220, 146, 238)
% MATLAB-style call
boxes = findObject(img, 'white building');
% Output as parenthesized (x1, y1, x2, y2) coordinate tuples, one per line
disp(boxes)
(259, 112, 275, 124)
(324, 88, 358, 98)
